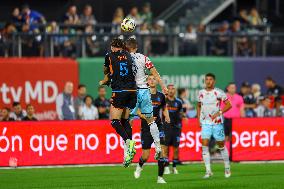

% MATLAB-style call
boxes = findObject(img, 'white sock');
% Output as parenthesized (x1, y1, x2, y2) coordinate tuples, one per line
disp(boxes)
(124, 140, 129, 159)
(220, 147, 230, 170)
(202, 146, 211, 172)
(149, 121, 160, 144)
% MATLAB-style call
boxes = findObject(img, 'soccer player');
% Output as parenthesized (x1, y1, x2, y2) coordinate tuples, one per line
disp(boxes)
(164, 84, 183, 175)
(125, 38, 168, 159)
(133, 74, 170, 184)
(99, 37, 137, 167)
(197, 73, 232, 178)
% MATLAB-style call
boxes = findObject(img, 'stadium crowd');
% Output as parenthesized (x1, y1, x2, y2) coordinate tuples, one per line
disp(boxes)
(0, 3, 267, 57)
(1, 76, 283, 122)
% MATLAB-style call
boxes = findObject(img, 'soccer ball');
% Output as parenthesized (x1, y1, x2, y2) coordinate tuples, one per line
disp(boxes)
(121, 18, 136, 32)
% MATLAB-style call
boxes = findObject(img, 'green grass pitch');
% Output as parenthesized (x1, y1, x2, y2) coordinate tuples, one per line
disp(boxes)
(0, 163, 283, 189)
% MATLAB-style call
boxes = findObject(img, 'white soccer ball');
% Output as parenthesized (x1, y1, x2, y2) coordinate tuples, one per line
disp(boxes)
(121, 18, 136, 32)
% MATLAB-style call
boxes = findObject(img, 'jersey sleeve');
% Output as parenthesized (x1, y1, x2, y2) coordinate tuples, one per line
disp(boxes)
(218, 89, 228, 102)
(104, 53, 110, 68)
(198, 90, 203, 102)
(144, 56, 154, 70)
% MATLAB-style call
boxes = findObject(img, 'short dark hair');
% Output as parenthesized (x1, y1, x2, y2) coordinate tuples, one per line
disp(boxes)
(110, 37, 125, 48)
(98, 85, 105, 91)
(266, 76, 275, 82)
(84, 95, 94, 103)
(78, 84, 86, 90)
(178, 88, 186, 96)
(26, 104, 33, 109)
(125, 38, 138, 50)
(12, 102, 20, 107)
(205, 73, 216, 80)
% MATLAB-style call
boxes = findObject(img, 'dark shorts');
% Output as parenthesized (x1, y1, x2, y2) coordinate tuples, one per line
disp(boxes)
(165, 124, 181, 147)
(224, 118, 232, 137)
(141, 120, 166, 149)
(111, 90, 137, 109)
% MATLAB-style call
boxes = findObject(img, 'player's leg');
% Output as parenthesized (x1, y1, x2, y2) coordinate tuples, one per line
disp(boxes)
(163, 124, 172, 174)
(214, 124, 231, 178)
(172, 127, 181, 174)
(157, 124, 167, 183)
(110, 105, 130, 142)
(140, 89, 161, 158)
(134, 125, 152, 179)
(224, 118, 232, 160)
(201, 124, 213, 178)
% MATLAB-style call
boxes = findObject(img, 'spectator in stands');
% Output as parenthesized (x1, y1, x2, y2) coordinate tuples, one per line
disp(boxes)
(74, 84, 87, 119)
(265, 76, 283, 97)
(22, 104, 38, 121)
(21, 4, 46, 30)
(85, 24, 99, 56)
(112, 7, 124, 25)
(139, 22, 150, 34)
(178, 88, 195, 118)
(56, 82, 76, 120)
(247, 8, 262, 26)
(11, 7, 22, 25)
(239, 9, 249, 24)
(64, 5, 80, 25)
(80, 5, 97, 25)
(239, 82, 257, 117)
(254, 96, 273, 117)
(1, 108, 14, 121)
(273, 96, 284, 117)
(94, 86, 110, 119)
(252, 83, 262, 100)
(151, 20, 168, 55)
(58, 27, 76, 58)
(182, 24, 197, 55)
(10, 102, 27, 121)
(140, 2, 153, 25)
(79, 95, 99, 120)
(211, 21, 230, 56)
(0, 23, 17, 57)
(21, 23, 42, 56)
(127, 7, 142, 25)
(223, 83, 245, 150)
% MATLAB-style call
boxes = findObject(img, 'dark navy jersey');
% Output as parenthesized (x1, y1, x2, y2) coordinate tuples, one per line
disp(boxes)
(165, 97, 183, 128)
(104, 50, 137, 91)
(141, 91, 166, 132)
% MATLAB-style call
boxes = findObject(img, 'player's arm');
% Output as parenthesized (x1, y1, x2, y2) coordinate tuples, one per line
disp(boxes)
(150, 67, 168, 94)
(162, 105, 170, 123)
(211, 99, 232, 120)
(136, 109, 147, 120)
(196, 102, 201, 127)
(99, 55, 111, 86)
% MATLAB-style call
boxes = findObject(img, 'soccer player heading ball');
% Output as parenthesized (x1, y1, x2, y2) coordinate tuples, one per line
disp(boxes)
(197, 73, 232, 178)
(100, 37, 137, 167)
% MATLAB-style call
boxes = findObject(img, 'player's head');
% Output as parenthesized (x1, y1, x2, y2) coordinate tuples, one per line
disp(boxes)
(167, 84, 176, 98)
(205, 73, 216, 89)
(147, 74, 157, 88)
(265, 76, 276, 88)
(110, 37, 125, 52)
(125, 37, 138, 53)
(226, 82, 236, 95)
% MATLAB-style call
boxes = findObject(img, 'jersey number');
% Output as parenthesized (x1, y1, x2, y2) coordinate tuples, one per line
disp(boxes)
(120, 62, 128, 76)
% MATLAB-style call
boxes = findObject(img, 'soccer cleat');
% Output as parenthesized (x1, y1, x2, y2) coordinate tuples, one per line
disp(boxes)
(123, 140, 136, 168)
(154, 142, 162, 160)
(225, 168, 231, 178)
(173, 167, 179, 174)
(134, 165, 143, 179)
(164, 166, 171, 175)
(157, 176, 167, 184)
(203, 171, 213, 179)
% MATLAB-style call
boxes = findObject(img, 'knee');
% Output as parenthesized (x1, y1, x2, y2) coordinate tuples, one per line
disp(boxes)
(111, 119, 121, 128)
(217, 142, 225, 149)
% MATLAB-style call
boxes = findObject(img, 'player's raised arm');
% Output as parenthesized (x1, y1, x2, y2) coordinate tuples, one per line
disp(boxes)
(149, 67, 168, 95)
(99, 55, 111, 86)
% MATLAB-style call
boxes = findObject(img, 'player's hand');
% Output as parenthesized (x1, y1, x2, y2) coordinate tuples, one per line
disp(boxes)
(99, 80, 104, 86)
(162, 86, 168, 95)
(165, 116, 170, 124)
(210, 112, 220, 121)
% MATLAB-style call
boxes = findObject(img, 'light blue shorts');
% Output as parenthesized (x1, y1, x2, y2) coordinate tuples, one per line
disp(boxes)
(130, 88, 153, 118)
(201, 123, 225, 141)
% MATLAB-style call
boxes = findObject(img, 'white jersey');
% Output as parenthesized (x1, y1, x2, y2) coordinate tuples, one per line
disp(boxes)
(198, 88, 228, 124)
(131, 52, 154, 88)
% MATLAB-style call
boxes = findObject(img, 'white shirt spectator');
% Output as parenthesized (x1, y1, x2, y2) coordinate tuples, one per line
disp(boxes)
(79, 104, 99, 120)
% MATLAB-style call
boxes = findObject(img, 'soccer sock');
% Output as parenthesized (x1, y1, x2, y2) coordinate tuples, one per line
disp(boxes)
(139, 157, 146, 168)
(202, 146, 211, 172)
(121, 118, 132, 140)
(220, 147, 230, 170)
(111, 119, 130, 142)
(158, 158, 166, 176)
(149, 121, 160, 144)
(173, 159, 179, 168)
